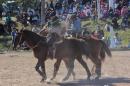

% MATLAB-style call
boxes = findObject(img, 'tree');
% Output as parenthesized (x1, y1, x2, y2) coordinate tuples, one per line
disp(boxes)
(0, 0, 6, 4)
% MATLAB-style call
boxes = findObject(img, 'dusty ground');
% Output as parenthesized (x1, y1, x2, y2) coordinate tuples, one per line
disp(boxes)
(0, 50, 130, 86)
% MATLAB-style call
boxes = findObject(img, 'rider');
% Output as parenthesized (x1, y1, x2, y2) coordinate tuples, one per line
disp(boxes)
(90, 31, 100, 40)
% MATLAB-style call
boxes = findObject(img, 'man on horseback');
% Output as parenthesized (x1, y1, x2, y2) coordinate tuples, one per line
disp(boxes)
(40, 16, 67, 38)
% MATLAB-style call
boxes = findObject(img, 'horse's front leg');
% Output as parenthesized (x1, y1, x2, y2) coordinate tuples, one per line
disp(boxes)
(41, 62, 47, 82)
(90, 55, 102, 80)
(51, 58, 62, 80)
(35, 60, 44, 79)
(62, 57, 75, 81)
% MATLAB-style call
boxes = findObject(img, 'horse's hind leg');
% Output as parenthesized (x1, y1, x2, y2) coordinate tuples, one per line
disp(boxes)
(51, 58, 62, 80)
(63, 58, 76, 80)
(76, 57, 91, 80)
(95, 60, 101, 79)
(90, 56, 102, 80)
(62, 57, 75, 81)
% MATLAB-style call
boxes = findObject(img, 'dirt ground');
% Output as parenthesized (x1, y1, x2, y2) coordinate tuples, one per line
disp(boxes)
(0, 50, 130, 86)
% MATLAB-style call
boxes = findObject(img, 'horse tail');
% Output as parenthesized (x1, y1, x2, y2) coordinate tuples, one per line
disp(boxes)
(100, 40, 112, 57)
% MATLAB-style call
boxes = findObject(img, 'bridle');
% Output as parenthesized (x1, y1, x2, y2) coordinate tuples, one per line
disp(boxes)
(17, 30, 42, 49)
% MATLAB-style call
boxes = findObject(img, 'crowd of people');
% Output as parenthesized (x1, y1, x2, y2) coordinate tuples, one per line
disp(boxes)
(45, 0, 130, 28)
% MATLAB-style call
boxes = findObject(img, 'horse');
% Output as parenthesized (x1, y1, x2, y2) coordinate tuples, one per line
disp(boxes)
(13, 29, 92, 82)
(48, 33, 92, 81)
(47, 32, 112, 80)
(82, 37, 112, 78)
(13, 29, 48, 82)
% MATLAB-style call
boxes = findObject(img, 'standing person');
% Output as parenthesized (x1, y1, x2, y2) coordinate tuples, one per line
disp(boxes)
(112, 17, 119, 30)
(11, 28, 17, 46)
(71, 14, 81, 37)
(108, 7, 114, 18)
(121, 6, 128, 17)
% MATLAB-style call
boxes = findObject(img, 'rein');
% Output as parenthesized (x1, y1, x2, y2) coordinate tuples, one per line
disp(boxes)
(29, 40, 42, 49)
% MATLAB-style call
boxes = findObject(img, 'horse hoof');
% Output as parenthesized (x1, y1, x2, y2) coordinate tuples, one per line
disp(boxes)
(94, 76, 100, 80)
(62, 77, 68, 81)
(73, 77, 76, 80)
(50, 77, 54, 80)
(87, 77, 91, 81)
(46, 79, 52, 84)
(40, 78, 46, 83)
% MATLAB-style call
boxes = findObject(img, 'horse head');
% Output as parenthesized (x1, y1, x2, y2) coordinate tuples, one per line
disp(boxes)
(13, 29, 25, 50)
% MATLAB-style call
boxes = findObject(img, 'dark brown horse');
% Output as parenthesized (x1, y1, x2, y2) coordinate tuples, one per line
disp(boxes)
(48, 33, 93, 81)
(13, 29, 48, 81)
(47, 33, 112, 81)
(83, 37, 112, 79)
(13, 29, 92, 82)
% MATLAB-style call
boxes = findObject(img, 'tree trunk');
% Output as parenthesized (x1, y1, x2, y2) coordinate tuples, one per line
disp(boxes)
(41, 0, 45, 25)
(97, 0, 101, 19)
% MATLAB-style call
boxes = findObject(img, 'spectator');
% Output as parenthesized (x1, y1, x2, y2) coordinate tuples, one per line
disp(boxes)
(114, 8, 120, 18)
(121, 6, 128, 17)
(21, 12, 28, 27)
(71, 15, 81, 37)
(114, 32, 121, 46)
(83, 5, 91, 17)
(112, 17, 119, 30)
(11, 28, 17, 46)
(108, 7, 114, 18)
(82, 28, 90, 37)
(96, 26, 105, 40)
(121, 15, 128, 29)
(91, 9, 97, 21)
(55, 1, 63, 15)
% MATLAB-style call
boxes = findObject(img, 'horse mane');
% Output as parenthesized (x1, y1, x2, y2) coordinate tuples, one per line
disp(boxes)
(22, 29, 46, 42)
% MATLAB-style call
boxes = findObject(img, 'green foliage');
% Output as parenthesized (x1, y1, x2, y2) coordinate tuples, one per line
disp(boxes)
(16, 0, 37, 10)
(0, 0, 6, 4)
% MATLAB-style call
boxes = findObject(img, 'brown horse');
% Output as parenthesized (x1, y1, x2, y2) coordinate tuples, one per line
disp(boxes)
(47, 33, 112, 81)
(13, 29, 48, 82)
(48, 33, 92, 81)
(83, 37, 112, 79)
(13, 29, 92, 82)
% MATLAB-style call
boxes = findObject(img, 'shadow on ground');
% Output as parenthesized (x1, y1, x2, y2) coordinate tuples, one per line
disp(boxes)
(55, 77, 130, 86)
